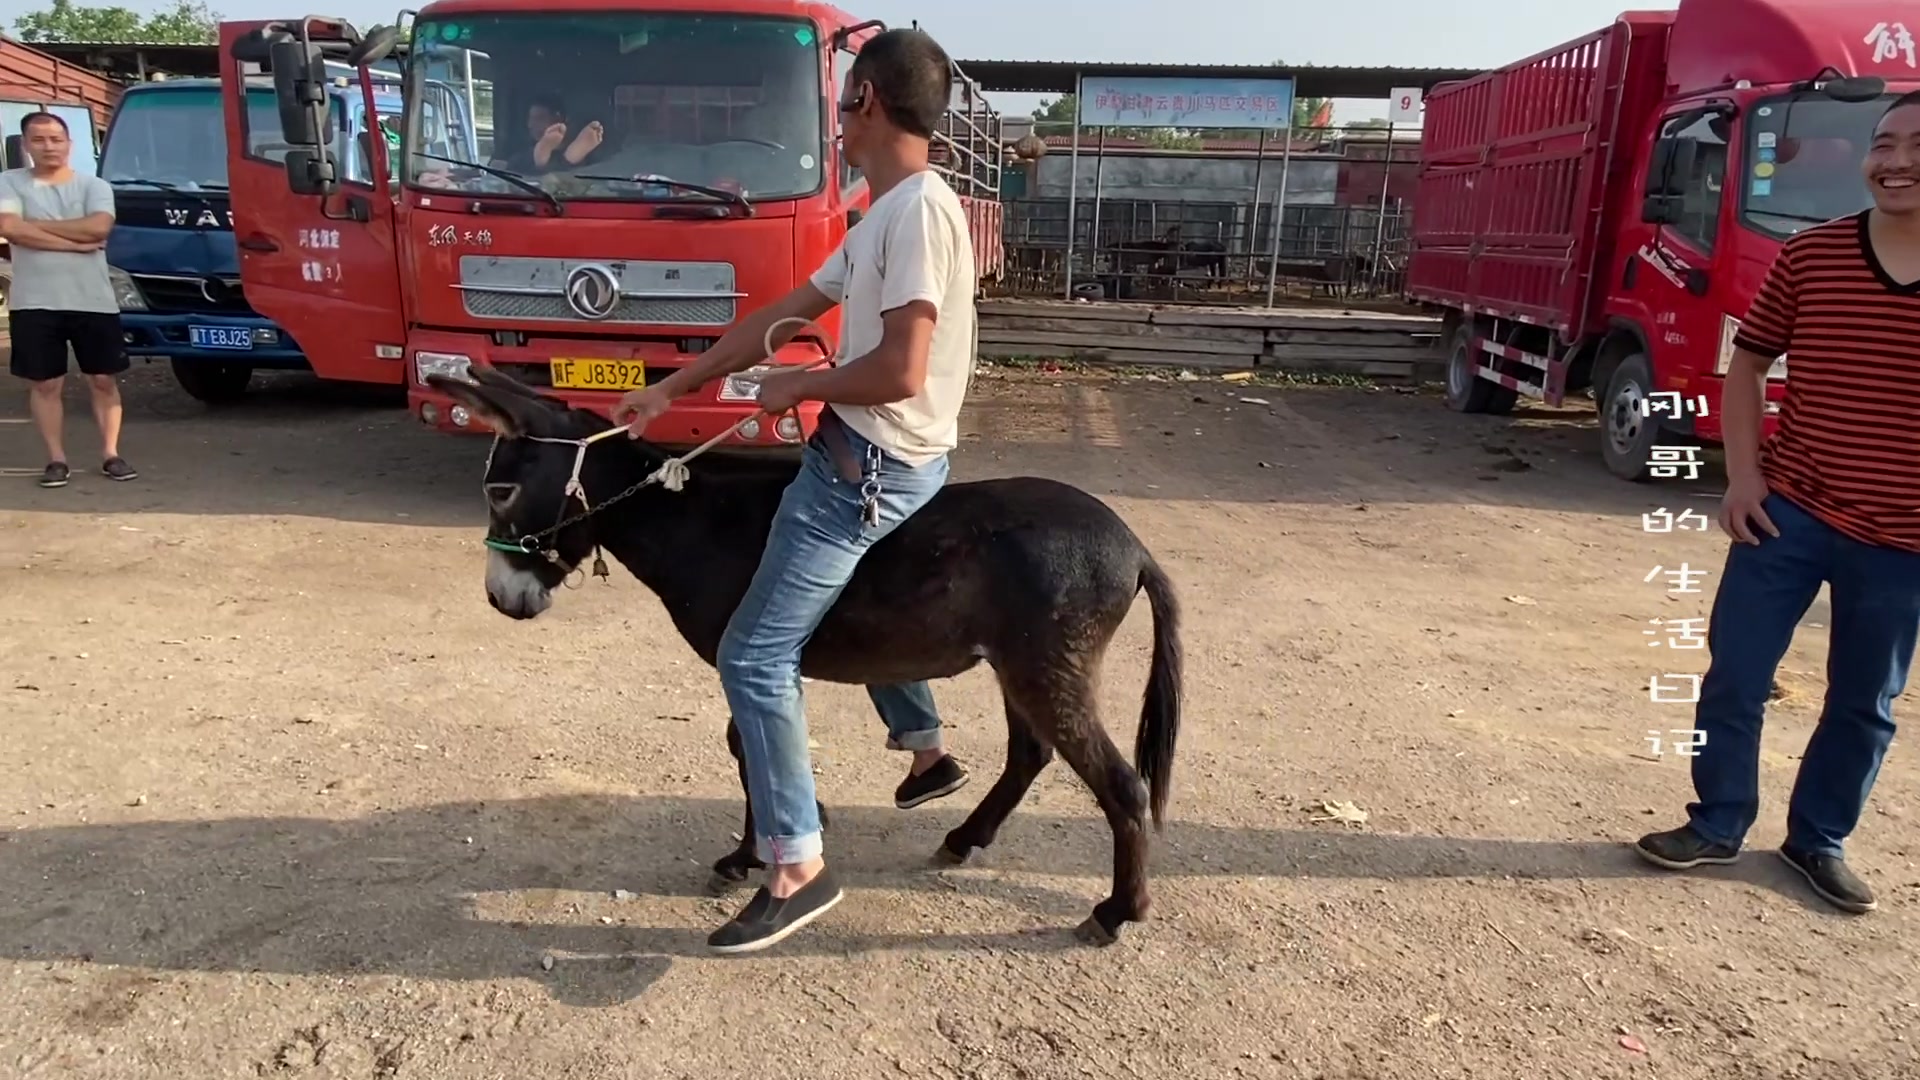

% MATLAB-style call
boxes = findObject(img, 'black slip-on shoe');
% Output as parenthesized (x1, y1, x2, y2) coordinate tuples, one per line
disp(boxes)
(707, 867, 845, 955)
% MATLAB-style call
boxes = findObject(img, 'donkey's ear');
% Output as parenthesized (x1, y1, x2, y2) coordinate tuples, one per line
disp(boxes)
(425, 374, 546, 438)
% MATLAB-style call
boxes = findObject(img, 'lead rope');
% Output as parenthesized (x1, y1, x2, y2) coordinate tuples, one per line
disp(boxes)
(644, 314, 831, 491)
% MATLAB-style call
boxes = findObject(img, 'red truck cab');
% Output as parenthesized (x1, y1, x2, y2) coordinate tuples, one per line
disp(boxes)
(220, 3, 1003, 451)
(1408, 0, 1918, 480)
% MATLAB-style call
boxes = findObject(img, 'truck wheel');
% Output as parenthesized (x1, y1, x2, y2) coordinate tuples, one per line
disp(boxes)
(1599, 352, 1660, 482)
(1443, 325, 1517, 415)
(171, 359, 255, 404)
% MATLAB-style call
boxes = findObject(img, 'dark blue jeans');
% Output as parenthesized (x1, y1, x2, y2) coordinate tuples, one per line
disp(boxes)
(1688, 492, 1920, 857)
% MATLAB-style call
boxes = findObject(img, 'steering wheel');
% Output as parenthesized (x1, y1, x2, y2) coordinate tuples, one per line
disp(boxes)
(707, 137, 786, 152)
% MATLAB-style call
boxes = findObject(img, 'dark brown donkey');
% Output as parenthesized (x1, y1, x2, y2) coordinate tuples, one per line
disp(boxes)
(429, 370, 1184, 944)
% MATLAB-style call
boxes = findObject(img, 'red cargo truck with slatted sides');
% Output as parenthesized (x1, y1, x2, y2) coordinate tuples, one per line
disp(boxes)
(1406, 0, 1917, 481)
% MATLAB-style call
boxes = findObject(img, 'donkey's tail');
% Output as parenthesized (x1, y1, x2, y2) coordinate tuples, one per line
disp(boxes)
(1135, 557, 1184, 832)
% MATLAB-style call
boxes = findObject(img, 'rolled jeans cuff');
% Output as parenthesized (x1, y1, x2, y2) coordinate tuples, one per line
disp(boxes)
(756, 830, 825, 865)
(885, 730, 943, 752)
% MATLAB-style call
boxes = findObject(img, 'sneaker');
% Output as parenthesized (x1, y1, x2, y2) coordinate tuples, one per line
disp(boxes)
(707, 866, 844, 956)
(37, 462, 70, 489)
(895, 754, 970, 809)
(1778, 845, 1876, 914)
(101, 457, 138, 482)
(1634, 824, 1741, 869)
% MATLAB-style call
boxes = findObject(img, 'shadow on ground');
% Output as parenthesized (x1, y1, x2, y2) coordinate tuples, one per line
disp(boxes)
(0, 794, 1814, 1007)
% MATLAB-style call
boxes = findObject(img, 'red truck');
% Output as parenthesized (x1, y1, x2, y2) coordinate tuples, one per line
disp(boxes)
(1407, 0, 1917, 480)
(220, 3, 1004, 450)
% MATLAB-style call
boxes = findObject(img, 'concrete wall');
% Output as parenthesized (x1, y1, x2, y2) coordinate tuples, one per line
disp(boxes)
(1031, 151, 1340, 207)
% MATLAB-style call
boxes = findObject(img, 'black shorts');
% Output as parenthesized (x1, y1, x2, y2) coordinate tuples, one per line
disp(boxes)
(7, 309, 130, 381)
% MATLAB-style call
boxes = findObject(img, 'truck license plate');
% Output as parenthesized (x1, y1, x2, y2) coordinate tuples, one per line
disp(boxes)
(189, 325, 254, 350)
(550, 359, 646, 391)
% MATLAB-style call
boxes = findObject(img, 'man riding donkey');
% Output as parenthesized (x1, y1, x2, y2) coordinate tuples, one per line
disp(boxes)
(614, 28, 978, 954)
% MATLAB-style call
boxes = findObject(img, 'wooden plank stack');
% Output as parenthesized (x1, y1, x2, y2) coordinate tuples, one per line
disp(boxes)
(976, 299, 1444, 381)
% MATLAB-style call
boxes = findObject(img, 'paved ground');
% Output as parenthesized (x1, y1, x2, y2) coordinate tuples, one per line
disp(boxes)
(2, 360, 1916, 1080)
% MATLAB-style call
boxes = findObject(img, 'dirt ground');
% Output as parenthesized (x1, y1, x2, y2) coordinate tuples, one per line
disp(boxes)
(2, 357, 1916, 1080)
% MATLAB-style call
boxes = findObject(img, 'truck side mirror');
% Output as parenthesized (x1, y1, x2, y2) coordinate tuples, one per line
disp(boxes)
(1641, 193, 1682, 225)
(269, 38, 339, 196)
(1640, 136, 1698, 224)
(270, 38, 334, 147)
(1645, 137, 1697, 198)
(2, 134, 22, 170)
(346, 24, 403, 67)
(283, 148, 339, 196)
(832, 19, 886, 47)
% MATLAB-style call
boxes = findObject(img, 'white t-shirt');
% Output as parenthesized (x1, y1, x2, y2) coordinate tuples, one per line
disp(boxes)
(808, 169, 976, 467)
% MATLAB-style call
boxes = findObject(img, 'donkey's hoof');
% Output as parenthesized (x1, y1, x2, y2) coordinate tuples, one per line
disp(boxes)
(930, 843, 969, 867)
(1073, 915, 1120, 947)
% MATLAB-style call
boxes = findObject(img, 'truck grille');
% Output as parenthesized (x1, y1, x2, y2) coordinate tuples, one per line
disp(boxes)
(461, 291, 735, 325)
(456, 255, 739, 327)
(131, 273, 254, 315)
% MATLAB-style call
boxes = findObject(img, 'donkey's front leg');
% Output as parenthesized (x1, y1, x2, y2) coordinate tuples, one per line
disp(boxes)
(708, 719, 763, 892)
(708, 718, 828, 894)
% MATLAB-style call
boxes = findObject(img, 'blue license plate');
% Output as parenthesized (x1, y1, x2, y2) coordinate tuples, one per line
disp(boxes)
(189, 325, 254, 350)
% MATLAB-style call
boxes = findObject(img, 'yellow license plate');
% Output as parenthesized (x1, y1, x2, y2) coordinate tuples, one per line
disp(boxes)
(550, 358, 646, 391)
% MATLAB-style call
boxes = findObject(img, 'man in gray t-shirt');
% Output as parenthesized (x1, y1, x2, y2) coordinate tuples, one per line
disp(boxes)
(1, 111, 136, 488)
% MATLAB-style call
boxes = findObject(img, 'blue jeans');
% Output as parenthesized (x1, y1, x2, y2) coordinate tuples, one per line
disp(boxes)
(715, 419, 950, 864)
(1687, 493, 1920, 857)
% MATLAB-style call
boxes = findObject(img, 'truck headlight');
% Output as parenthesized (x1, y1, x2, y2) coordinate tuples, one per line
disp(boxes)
(413, 351, 472, 384)
(719, 364, 773, 402)
(108, 267, 146, 311)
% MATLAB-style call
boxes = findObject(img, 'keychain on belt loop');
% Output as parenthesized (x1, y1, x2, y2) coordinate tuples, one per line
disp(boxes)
(859, 442, 883, 528)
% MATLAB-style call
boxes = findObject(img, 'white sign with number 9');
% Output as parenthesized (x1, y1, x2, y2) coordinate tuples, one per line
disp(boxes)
(1389, 86, 1424, 126)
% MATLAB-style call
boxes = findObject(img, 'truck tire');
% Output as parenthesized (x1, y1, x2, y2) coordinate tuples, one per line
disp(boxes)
(171, 358, 255, 405)
(1443, 325, 1517, 415)
(1599, 351, 1660, 482)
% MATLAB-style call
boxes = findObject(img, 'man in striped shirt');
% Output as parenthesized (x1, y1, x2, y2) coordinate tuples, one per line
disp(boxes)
(1636, 91, 1920, 914)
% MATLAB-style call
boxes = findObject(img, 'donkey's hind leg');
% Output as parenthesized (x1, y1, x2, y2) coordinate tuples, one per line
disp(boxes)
(1008, 672, 1152, 945)
(935, 689, 1054, 865)
(708, 717, 829, 894)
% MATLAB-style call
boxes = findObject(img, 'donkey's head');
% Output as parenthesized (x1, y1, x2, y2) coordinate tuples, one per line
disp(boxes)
(428, 370, 629, 620)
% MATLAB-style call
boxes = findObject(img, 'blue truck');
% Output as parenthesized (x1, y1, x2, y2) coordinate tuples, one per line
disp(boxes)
(97, 64, 479, 402)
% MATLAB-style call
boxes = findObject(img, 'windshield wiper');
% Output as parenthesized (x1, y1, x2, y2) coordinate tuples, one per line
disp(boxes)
(109, 178, 230, 212)
(569, 174, 755, 217)
(1751, 208, 1835, 224)
(111, 178, 227, 196)
(411, 152, 564, 215)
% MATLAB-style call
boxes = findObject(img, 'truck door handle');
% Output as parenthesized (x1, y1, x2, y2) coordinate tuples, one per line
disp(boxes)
(238, 234, 279, 252)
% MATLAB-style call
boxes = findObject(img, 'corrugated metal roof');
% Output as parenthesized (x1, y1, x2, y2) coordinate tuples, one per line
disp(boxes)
(953, 58, 1484, 97)
(966, 59, 1462, 74)
(15, 40, 1481, 100)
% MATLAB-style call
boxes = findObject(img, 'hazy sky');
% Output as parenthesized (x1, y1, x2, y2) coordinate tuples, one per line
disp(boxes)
(84, 0, 1682, 121)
